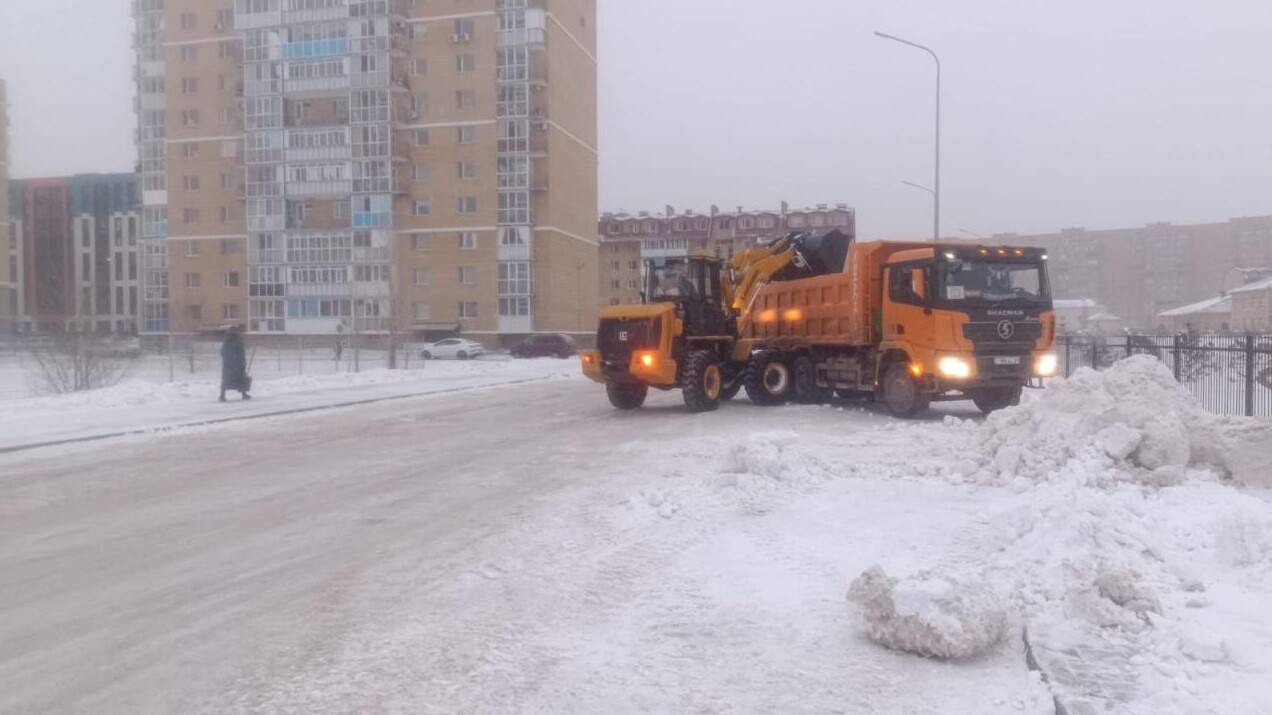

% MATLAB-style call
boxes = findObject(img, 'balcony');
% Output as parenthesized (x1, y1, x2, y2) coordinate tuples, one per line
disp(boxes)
(283, 39, 350, 61)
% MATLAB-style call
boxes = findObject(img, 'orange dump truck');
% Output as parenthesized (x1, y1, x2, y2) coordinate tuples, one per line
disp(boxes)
(737, 241, 1057, 416)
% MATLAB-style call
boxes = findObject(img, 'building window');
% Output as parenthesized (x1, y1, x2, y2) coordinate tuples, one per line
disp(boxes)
(413, 235, 431, 251)
(414, 163, 429, 182)
(183, 208, 201, 224)
(179, 12, 198, 30)
(413, 59, 428, 75)
(182, 143, 200, 159)
(457, 196, 478, 214)
(181, 77, 199, 94)
(611, 260, 619, 271)
(413, 268, 430, 285)
(414, 200, 431, 216)
(457, 125, 476, 144)
(183, 175, 200, 191)
(180, 45, 198, 63)
(223, 271, 240, 288)
(184, 272, 202, 289)
(456, 90, 476, 110)
(457, 161, 477, 179)
(458, 301, 478, 319)
(333, 201, 348, 219)
(222, 304, 240, 320)
(606, 223, 619, 235)
(187, 304, 203, 321)
(454, 18, 475, 36)
(220, 206, 232, 223)
(220, 108, 233, 127)
(414, 303, 431, 320)
(456, 54, 476, 73)
(414, 128, 430, 146)
(411, 92, 429, 117)
(611, 279, 620, 290)
(458, 231, 476, 249)
(459, 266, 477, 285)
(628, 279, 638, 289)
(222, 238, 242, 254)
(629, 260, 638, 270)
(181, 110, 200, 128)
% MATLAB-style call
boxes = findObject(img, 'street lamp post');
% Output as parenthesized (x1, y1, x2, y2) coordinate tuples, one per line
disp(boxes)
(875, 30, 941, 242)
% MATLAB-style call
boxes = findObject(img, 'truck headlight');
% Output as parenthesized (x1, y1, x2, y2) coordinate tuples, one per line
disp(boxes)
(938, 356, 972, 379)
(1034, 353, 1058, 377)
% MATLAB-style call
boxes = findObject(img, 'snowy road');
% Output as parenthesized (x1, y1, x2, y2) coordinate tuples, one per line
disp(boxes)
(0, 378, 1058, 714)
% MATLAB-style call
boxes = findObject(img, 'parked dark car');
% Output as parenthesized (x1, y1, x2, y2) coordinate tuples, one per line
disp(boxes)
(511, 333, 578, 359)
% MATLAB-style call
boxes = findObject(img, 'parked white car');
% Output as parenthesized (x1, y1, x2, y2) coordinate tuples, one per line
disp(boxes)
(420, 338, 486, 360)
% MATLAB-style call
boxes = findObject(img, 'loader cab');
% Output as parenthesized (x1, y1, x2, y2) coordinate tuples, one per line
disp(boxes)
(644, 256, 730, 337)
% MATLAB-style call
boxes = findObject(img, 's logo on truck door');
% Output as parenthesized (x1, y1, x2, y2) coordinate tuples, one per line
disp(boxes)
(996, 320, 1016, 340)
(618, 331, 629, 342)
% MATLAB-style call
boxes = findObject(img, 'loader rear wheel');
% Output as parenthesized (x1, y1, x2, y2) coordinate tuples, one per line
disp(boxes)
(793, 356, 833, 404)
(745, 351, 791, 406)
(881, 362, 930, 418)
(606, 381, 648, 410)
(971, 386, 1022, 414)
(681, 351, 722, 413)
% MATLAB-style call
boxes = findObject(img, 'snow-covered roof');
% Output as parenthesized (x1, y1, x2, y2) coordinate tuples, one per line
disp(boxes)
(1053, 299, 1100, 309)
(1228, 276, 1272, 295)
(1088, 312, 1122, 322)
(1158, 294, 1232, 317)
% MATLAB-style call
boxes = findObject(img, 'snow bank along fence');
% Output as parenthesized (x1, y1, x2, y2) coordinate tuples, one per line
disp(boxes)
(1056, 333, 1272, 417)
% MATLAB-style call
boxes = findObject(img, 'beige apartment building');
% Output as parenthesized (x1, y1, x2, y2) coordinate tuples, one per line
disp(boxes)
(1, 79, 13, 336)
(597, 204, 855, 306)
(134, 0, 598, 345)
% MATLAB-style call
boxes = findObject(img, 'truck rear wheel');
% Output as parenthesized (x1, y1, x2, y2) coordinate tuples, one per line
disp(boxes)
(971, 386, 1022, 414)
(681, 350, 722, 413)
(793, 356, 833, 404)
(744, 351, 791, 406)
(606, 381, 648, 410)
(881, 363, 930, 418)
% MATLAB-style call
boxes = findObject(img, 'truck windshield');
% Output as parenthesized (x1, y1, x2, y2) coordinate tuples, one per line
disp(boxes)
(647, 262, 697, 301)
(940, 261, 1048, 303)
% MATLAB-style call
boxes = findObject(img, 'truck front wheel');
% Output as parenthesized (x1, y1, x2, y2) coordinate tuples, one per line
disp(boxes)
(971, 386, 1022, 414)
(606, 381, 648, 410)
(681, 351, 723, 413)
(881, 363, 931, 418)
(745, 351, 791, 406)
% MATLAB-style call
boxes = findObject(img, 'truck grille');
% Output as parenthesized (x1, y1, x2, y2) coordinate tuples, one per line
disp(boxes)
(598, 317, 661, 367)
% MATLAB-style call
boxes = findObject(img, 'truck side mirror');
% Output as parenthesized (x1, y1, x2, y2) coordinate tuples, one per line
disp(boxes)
(911, 268, 927, 302)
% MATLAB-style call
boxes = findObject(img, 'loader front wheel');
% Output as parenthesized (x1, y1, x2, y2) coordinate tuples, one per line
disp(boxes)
(744, 351, 791, 406)
(681, 351, 722, 413)
(606, 381, 648, 410)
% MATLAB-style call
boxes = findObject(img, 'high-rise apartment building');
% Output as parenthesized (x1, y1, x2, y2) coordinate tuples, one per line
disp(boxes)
(0, 79, 13, 335)
(997, 216, 1272, 329)
(133, 0, 598, 345)
(597, 204, 856, 306)
(8, 174, 142, 334)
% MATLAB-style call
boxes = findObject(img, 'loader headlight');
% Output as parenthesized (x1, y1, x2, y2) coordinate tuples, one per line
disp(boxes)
(938, 356, 972, 379)
(1034, 353, 1058, 377)
(637, 352, 656, 369)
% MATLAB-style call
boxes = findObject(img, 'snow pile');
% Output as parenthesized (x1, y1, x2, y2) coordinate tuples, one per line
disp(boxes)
(970, 355, 1272, 486)
(718, 432, 832, 487)
(846, 566, 1008, 659)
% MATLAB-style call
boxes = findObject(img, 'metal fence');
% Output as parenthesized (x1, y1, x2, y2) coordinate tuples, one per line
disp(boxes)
(1057, 334, 1272, 417)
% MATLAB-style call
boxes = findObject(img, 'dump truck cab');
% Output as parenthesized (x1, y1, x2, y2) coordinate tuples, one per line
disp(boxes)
(581, 255, 739, 412)
(875, 244, 1056, 415)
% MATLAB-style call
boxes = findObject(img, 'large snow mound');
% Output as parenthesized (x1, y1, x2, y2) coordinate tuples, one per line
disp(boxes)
(970, 355, 1272, 486)
(846, 565, 1008, 660)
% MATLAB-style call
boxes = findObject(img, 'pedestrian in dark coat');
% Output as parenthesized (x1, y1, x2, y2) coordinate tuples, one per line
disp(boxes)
(220, 326, 251, 402)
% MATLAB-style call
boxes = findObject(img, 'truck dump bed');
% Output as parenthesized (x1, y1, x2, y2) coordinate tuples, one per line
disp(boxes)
(743, 241, 923, 347)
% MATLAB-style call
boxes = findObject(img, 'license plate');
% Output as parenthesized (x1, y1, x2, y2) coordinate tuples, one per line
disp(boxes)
(993, 356, 1022, 366)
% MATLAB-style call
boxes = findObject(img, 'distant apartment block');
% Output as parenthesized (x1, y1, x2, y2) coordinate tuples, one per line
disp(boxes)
(133, 0, 598, 344)
(997, 216, 1272, 329)
(597, 204, 855, 306)
(0, 79, 13, 335)
(8, 174, 142, 334)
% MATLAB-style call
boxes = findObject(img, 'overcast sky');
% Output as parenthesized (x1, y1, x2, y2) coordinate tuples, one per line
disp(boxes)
(2, 0, 1271, 239)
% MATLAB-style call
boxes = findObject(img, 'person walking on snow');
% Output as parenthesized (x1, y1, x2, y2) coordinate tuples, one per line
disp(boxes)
(220, 325, 252, 402)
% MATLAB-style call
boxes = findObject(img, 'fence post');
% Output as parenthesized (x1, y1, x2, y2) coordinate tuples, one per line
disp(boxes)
(167, 333, 174, 382)
(1091, 339, 1099, 370)
(1064, 337, 1071, 378)
(1172, 334, 1182, 381)
(298, 335, 304, 376)
(1246, 334, 1256, 418)
(1125, 334, 1133, 360)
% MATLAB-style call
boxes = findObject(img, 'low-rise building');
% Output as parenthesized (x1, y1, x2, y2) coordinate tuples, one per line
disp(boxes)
(1157, 294, 1233, 334)
(598, 203, 854, 306)
(1230, 277, 1272, 332)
